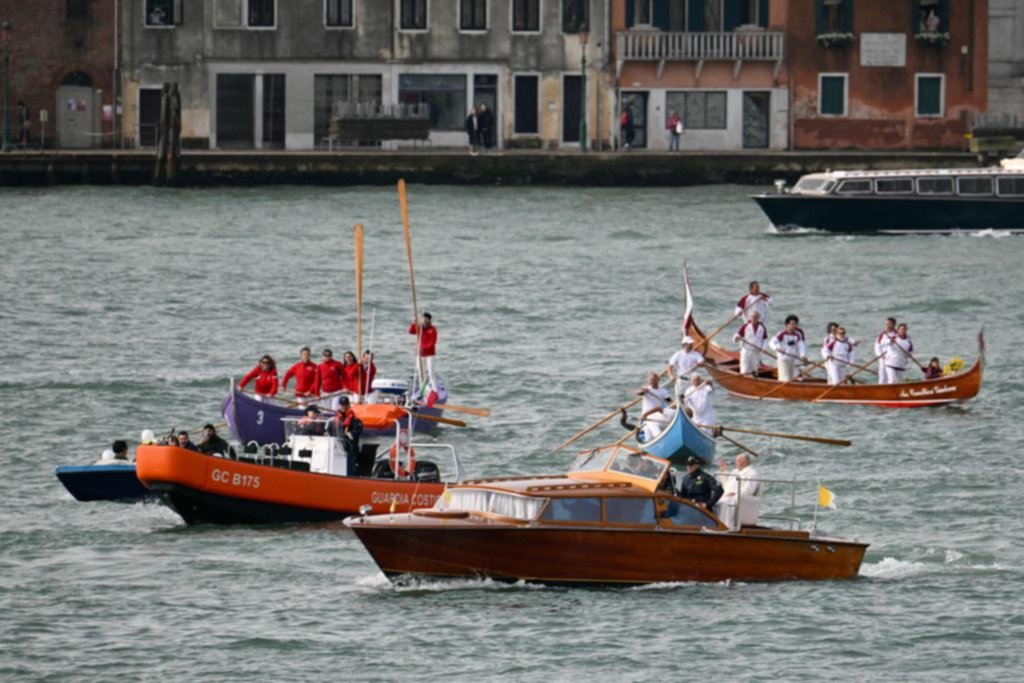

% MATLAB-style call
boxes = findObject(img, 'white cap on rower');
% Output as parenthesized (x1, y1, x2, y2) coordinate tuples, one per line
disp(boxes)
(100, 449, 116, 462)
(681, 336, 695, 345)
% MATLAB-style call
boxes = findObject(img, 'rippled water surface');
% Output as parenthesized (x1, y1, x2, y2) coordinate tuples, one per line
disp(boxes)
(1, 184, 1022, 681)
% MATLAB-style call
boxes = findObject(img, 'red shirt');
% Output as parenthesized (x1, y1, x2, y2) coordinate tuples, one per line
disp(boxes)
(318, 359, 344, 394)
(409, 323, 437, 357)
(240, 366, 279, 397)
(283, 361, 320, 396)
(341, 363, 362, 393)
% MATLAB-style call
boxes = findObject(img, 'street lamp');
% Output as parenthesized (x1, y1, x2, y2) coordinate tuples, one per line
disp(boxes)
(579, 24, 589, 153)
(1, 22, 12, 152)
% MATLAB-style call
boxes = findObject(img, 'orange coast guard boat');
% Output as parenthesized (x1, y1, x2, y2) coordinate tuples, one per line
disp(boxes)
(135, 405, 463, 525)
(346, 445, 868, 586)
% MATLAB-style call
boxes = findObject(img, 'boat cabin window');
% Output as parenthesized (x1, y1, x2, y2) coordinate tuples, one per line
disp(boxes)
(875, 178, 914, 194)
(793, 177, 829, 193)
(438, 489, 545, 521)
(662, 500, 718, 528)
(997, 177, 1024, 196)
(917, 177, 954, 195)
(836, 179, 872, 194)
(608, 451, 666, 482)
(957, 177, 993, 196)
(604, 497, 657, 525)
(539, 497, 602, 523)
(569, 450, 614, 474)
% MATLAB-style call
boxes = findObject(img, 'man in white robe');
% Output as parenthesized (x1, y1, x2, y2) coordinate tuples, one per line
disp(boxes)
(734, 311, 768, 376)
(683, 375, 716, 436)
(667, 336, 705, 399)
(769, 315, 808, 382)
(873, 317, 897, 385)
(715, 453, 761, 528)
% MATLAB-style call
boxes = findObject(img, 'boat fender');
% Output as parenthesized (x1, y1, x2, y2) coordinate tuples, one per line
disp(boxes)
(388, 429, 416, 479)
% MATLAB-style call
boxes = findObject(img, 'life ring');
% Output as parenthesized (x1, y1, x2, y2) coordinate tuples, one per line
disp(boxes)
(388, 429, 416, 479)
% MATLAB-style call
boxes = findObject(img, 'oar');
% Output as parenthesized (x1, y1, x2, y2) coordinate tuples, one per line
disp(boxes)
(354, 223, 364, 365)
(695, 297, 764, 353)
(400, 410, 466, 428)
(552, 372, 670, 452)
(828, 354, 879, 376)
(758, 355, 830, 399)
(398, 179, 423, 386)
(419, 402, 491, 417)
(702, 424, 852, 447)
(737, 336, 776, 361)
(811, 351, 886, 403)
(718, 432, 762, 459)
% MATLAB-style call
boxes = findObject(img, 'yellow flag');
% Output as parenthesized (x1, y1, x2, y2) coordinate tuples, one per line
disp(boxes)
(818, 484, 837, 510)
(442, 487, 452, 504)
(389, 498, 397, 513)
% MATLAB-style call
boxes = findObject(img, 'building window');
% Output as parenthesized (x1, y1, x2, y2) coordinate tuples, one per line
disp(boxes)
(513, 75, 539, 134)
(915, 74, 944, 117)
(633, 0, 653, 26)
(562, 0, 589, 33)
(667, 91, 727, 130)
(145, 0, 182, 27)
(315, 74, 383, 143)
(704, 0, 723, 32)
(398, 74, 466, 131)
(512, 0, 540, 31)
(915, 0, 947, 34)
(400, 0, 428, 29)
(460, 0, 487, 30)
(247, 0, 275, 27)
(818, 73, 848, 116)
(326, 0, 353, 27)
(66, 0, 90, 20)
(262, 74, 286, 149)
(816, 0, 853, 36)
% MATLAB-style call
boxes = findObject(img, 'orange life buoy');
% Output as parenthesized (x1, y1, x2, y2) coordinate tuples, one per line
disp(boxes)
(388, 429, 416, 479)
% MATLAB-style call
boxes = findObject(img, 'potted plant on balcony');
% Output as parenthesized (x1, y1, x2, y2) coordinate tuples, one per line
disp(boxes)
(817, 32, 854, 48)
(914, 31, 949, 46)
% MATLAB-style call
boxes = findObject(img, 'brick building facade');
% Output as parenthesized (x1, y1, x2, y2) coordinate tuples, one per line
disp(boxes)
(2, 0, 117, 148)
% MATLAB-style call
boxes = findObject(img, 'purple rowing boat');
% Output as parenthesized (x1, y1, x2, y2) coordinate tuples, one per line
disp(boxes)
(221, 382, 445, 445)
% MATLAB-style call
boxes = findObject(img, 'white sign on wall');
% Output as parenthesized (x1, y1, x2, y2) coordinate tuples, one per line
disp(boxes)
(860, 33, 907, 67)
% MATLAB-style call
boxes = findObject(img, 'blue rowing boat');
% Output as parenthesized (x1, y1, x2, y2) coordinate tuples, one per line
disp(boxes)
(55, 463, 152, 502)
(640, 408, 716, 465)
(221, 382, 445, 445)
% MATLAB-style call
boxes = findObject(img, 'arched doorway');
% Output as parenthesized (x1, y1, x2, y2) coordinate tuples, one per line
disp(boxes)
(57, 71, 99, 148)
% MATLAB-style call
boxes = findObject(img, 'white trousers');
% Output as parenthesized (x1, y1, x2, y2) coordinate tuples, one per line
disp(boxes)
(826, 360, 847, 386)
(674, 377, 688, 400)
(418, 355, 441, 389)
(886, 367, 906, 384)
(877, 364, 890, 385)
(777, 358, 799, 382)
(740, 348, 762, 375)
(321, 394, 341, 411)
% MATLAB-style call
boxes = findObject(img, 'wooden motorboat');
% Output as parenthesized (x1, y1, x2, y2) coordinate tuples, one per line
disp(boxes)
(136, 405, 463, 525)
(55, 463, 151, 502)
(639, 406, 716, 464)
(346, 445, 868, 586)
(221, 379, 446, 445)
(704, 334, 984, 408)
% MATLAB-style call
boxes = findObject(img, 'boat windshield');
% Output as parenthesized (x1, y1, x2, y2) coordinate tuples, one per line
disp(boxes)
(608, 451, 666, 482)
(433, 488, 545, 521)
(793, 177, 830, 194)
(282, 417, 332, 438)
(569, 449, 615, 474)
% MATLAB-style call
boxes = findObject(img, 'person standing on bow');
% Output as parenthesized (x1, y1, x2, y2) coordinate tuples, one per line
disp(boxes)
(240, 354, 279, 401)
(873, 317, 898, 385)
(636, 372, 672, 442)
(667, 336, 705, 399)
(735, 281, 773, 325)
(734, 310, 768, 376)
(409, 312, 439, 391)
(360, 350, 378, 395)
(283, 347, 320, 407)
(683, 374, 718, 436)
(882, 323, 915, 384)
(340, 351, 362, 397)
(823, 326, 856, 385)
(770, 315, 809, 382)
(318, 348, 345, 410)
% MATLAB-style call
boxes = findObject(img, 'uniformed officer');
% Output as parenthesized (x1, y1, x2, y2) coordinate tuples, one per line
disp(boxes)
(676, 455, 724, 509)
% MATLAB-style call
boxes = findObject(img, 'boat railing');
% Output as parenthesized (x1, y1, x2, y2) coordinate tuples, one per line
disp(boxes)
(406, 443, 465, 483)
(722, 475, 817, 531)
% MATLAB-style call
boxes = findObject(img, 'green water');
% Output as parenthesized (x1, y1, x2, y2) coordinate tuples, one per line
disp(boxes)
(1, 185, 1021, 681)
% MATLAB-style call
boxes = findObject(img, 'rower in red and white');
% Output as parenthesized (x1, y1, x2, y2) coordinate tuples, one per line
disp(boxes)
(823, 326, 856, 385)
(733, 311, 769, 376)
(769, 315, 808, 382)
(409, 311, 440, 395)
(881, 323, 914, 384)
(873, 317, 898, 385)
(283, 346, 320, 407)
(318, 348, 345, 410)
(735, 280, 773, 326)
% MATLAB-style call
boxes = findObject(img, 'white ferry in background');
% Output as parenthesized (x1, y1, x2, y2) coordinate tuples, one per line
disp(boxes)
(754, 151, 1024, 234)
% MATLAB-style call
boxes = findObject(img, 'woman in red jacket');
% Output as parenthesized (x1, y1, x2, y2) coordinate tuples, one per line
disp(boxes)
(340, 351, 361, 394)
(240, 355, 279, 401)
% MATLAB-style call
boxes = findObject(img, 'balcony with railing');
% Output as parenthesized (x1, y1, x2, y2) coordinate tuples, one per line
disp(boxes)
(616, 30, 785, 80)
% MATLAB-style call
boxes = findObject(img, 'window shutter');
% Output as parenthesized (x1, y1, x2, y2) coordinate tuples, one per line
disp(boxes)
(688, 0, 705, 32)
(173, 0, 183, 25)
(911, 1, 921, 34)
(815, 0, 825, 35)
(842, 0, 853, 33)
(939, 0, 949, 31)
(723, 0, 743, 31)
(653, 0, 671, 30)
(758, 0, 769, 28)
(625, 0, 635, 28)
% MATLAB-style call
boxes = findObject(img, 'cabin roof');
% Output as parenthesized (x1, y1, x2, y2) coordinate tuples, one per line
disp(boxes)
(821, 167, 1024, 179)
(455, 476, 655, 498)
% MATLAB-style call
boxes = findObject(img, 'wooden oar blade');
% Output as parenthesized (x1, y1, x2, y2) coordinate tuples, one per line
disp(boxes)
(430, 403, 491, 417)
(354, 223, 364, 360)
(720, 426, 852, 447)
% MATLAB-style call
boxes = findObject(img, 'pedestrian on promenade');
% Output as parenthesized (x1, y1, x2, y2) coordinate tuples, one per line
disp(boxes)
(620, 105, 635, 149)
(18, 101, 30, 148)
(465, 107, 479, 154)
(667, 111, 682, 151)
(478, 104, 494, 150)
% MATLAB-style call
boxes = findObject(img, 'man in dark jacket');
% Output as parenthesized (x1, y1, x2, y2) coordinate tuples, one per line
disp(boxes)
(197, 424, 231, 455)
(328, 397, 363, 470)
(676, 456, 723, 509)
(477, 103, 494, 149)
